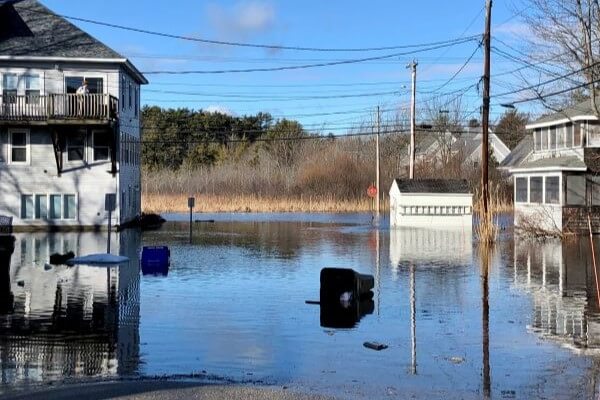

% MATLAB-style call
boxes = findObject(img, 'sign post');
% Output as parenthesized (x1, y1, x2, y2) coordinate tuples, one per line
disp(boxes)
(105, 193, 117, 253)
(367, 184, 378, 223)
(188, 197, 195, 244)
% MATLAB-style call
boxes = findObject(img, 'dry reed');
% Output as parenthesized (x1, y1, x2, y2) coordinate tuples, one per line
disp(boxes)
(143, 193, 381, 213)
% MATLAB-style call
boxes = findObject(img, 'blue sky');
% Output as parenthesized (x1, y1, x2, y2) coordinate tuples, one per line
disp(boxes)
(43, 0, 532, 131)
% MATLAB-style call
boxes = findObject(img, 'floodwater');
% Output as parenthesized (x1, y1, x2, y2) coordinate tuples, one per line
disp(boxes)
(1, 213, 600, 399)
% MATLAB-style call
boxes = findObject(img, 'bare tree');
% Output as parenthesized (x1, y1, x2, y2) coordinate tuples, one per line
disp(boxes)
(423, 95, 466, 164)
(522, 0, 600, 115)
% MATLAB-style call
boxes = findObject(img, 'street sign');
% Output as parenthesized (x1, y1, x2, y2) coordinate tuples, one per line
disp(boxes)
(188, 197, 195, 208)
(367, 185, 377, 198)
(105, 193, 116, 212)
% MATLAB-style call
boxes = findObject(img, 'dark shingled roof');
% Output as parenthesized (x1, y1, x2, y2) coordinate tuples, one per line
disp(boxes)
(394, 179, 471, 194)
(531, 98, 598, 125)
(0, 0, 123, 58)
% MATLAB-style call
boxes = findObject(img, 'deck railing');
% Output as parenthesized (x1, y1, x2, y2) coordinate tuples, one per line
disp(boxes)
(0, 94, 118, 122)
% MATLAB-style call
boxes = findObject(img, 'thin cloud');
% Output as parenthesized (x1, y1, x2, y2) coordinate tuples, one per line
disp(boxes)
(205, 1, 276, 40)
(204, 105, 237, 116)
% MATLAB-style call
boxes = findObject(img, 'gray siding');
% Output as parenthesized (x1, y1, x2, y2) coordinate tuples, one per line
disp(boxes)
(0, 61, 143, 228)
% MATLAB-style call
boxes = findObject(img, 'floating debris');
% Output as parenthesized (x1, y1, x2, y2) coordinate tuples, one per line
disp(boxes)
(363, 341, 388, 351)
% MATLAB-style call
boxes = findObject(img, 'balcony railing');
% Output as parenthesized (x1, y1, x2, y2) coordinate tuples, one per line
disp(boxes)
(0, 94, 118, 122)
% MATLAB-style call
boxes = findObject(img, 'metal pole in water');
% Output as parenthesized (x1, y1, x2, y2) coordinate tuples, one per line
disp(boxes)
(410, 263, 416, 374)
(105, 193, 116, 254)
(107, 209, 112, 254)
(588, 214, 600, 309)
(188, 197, 195, 244)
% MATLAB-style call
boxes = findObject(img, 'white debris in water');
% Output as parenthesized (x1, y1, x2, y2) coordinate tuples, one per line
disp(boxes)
(68, 254, 129, 265)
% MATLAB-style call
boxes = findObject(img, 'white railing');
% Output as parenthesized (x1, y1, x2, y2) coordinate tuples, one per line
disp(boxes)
(0, 94, 118, 121)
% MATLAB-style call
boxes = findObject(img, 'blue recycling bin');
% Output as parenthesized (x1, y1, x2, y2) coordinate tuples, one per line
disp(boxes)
(141, 246, 170, 276)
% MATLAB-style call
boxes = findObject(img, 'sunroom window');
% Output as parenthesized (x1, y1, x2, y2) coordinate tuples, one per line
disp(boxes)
(545, 177, 560, 204)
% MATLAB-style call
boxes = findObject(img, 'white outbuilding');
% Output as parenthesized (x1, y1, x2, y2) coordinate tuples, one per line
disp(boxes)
(389, 179, 473, 229)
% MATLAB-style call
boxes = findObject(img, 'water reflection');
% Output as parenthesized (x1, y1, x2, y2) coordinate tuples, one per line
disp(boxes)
(0, 230, 141, 386)
(513, 238, 600, 353)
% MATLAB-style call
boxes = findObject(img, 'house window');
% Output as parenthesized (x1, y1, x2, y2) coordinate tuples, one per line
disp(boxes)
(530, 177, 543, 203)
(2, 73, 17, 103)
(129, 82, 133, 109)
(541, 128, 548, 150)
(574, 124, 582, 147)
(534, 129, 541, 151)
(516, 177, 528, 203)
(93, 131, 110, 161)
(66, 77, 104, 94)
(10, 130, 28, 163)
(23, 75, 40, 104)
(588, 123, 600, 147)
(556, 126, 565, 148)
(67, 131, 86, 161)
(49, 194, 62, 219)
(35, 194, 47, 219)
(20, 195, 34, 219)
(134, 86, 139, 117)
(565, 124, 574, 148)
(64, 194, 77, 219)
(122, 76, 126, 111)
(566, 175, 586, 205)
(549, 127, 557, 150)
(545, 176, 560, 204)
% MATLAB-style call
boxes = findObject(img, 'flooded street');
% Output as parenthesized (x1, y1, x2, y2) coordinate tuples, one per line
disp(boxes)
(1, 213, 600, 399)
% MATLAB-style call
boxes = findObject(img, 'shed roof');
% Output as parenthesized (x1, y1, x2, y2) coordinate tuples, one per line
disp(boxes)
(394, 179, 471, 194)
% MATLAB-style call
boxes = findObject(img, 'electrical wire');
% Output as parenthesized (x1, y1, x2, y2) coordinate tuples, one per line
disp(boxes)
(18, 5, 482, 53)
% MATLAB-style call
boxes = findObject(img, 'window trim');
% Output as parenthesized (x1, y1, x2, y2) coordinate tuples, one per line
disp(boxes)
(63, 72, 106, 95)
(8, 128, 30, 165)
(21, 193, 78, 221)
(515, 176, 529, 203)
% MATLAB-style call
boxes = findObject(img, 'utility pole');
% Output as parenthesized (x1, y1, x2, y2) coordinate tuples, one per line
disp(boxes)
(481, 0, 492, 216)
(408, 60, 418, 179)
(376, 106, 381, 221)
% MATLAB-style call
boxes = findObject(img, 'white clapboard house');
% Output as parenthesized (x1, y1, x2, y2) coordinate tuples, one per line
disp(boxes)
(507, 99, 600, 233)
(389, 179, 473, 229)
(0, 0, 147, 229)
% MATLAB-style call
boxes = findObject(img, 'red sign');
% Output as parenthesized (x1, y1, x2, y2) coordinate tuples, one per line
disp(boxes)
(367, 185, 378, 198)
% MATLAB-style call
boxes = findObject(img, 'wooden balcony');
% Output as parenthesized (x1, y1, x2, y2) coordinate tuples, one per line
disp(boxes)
(0, 94, 118, 125)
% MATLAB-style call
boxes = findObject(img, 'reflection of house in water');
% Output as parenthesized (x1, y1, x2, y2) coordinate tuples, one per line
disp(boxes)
(513, 239, 600, 352)
(0, 231, 140, 384)
(389, 227, 472, 269)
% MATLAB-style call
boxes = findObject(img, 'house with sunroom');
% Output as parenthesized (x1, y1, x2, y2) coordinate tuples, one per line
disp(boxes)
(0, 0, 147, 229)
(509, 99, 600, 233)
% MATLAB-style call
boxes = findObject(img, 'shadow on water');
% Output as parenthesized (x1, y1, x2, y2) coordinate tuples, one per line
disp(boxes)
(0, 230, 141, 390)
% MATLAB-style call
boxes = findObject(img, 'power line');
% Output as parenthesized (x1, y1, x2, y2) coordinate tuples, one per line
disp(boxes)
(492, 61, 600, 99)
(141, 37, 479, 74)
(19, 5, 481, 53)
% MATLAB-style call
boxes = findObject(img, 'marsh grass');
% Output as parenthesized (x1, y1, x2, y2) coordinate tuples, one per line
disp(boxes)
(142, 193, 378, 213)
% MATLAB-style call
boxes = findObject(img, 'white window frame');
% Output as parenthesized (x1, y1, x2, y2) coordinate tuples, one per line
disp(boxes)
(8, 128, 30, 165)
(20, 194, 34, 220)
(19, 193, 77, 221)
(62, 193, 78, 220)
(63, 72, 107, 95)
(48, 193, 63, 220)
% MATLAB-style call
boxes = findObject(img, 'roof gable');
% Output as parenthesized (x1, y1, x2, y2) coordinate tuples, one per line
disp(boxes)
(0, 0, 122, 59)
